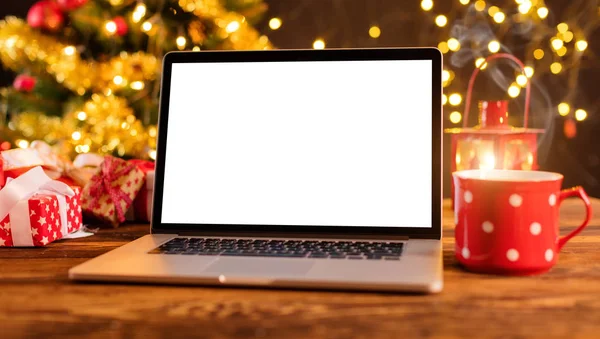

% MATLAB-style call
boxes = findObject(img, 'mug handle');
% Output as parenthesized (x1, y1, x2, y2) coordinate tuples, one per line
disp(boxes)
(557, 186, 593, 251)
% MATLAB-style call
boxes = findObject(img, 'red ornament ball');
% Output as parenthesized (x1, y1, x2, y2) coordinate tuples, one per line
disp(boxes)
(27, 1, 64, 32)
(0, 141, 11, 151)
(112, 16, 128, 36)
(564, 119, 577, 139)
(13, 74, 37, 92)
(56, 0, 88, 11)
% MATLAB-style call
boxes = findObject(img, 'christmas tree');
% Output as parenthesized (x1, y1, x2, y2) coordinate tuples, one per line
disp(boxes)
(0, 0, 272, 159)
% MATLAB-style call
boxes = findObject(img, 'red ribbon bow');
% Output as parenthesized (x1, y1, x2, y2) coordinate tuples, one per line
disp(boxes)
(87, 156, 136, 223)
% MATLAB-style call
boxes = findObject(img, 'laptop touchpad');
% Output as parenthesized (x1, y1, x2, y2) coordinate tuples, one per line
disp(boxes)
(203, 258, 314, 276)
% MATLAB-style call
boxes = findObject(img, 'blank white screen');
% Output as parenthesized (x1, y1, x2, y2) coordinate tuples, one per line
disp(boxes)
(162, 60, 432, 227)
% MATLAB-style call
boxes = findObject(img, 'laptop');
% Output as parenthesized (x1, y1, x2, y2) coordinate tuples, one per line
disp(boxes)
(69, 48, 443, 293)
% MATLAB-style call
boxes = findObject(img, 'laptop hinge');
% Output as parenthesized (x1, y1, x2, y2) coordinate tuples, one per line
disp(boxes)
(173, 230, 410, 241)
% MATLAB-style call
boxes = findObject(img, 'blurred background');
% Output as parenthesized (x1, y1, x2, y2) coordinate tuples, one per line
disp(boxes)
(1, 0, 598, 198)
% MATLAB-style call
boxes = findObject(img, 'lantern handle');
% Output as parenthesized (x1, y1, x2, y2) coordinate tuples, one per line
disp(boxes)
(462, 53, 531, 128)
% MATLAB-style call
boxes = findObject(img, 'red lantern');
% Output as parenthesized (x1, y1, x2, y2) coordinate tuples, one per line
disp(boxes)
(445, 53, 544, 203)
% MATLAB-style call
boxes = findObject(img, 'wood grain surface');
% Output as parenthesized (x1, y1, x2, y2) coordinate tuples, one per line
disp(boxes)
(1, 198, 599, 338)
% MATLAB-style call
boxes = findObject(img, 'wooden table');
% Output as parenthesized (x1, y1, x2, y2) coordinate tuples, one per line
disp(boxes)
(1, 198, 599, 338)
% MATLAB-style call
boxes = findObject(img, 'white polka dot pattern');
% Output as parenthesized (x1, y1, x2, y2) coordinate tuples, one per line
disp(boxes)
(482, 221, 494, 233)
(509, 194, 523, 207)
(529, 222, 541, 236)
(549, 194, 556, 206)
(462, 248, 470, 259)
(464, 191, 473, 203)
(506, 249, 519, 262)
(545, 249, 554, 262)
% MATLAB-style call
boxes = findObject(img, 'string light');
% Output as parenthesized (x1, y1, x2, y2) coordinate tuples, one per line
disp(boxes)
(557, 23, 569, 33)
(447, 38, 460, 51)
(508, 84, 520, 97)
(558, 103, 570, 116)
(537, 7, 549, 19)
(442, 94, 448, 105)
(459, 0, 470, 5)
(77, 111, 87, 121)
(226, 21, 240, 33)
(141, 21, 153, 32)
(105, 21, 117, 35)
(557, 46, 567, 57)
(313, 39, 325, 49)
(563, 31, 574, 43)
(437, 41, 449, 53)
(488, 6, 499, 16)
(132, 4, 146, 23)
(551, 38, 563, 50)
(533, 49, 544, 59)
(421, 0, 433, 11)
(575, 109, 587, 121)
(176, 36, 187, 49)
(369, 26, 381, 38)
(493, 12, 505, 23)
(488, 40, 500, 53)
(576, 40, 588, 51)
(192, 46, 201, 51)
(435, 15, 448, 27)
(550, 62, 562, 74)
(72, 131, 82, 141)
(269, 18, 282, 30)
(109, 0, 123, 5)
(113, 75, 124, 85)
(516, 74, 527, 87)
(130, 81, 145, 90)
(475, 57, 488, 69)
(63, 45, 76, 56)
(148, 149, 157, 160)
(518, 1, 532, 14)
(524, 66, 534, 78)
(449, 111, 462, 124)
(442, 70, 450, 82)
(474, 1, 486, 12)
(449, 93, 462, 106)
(16, 139, 29, 149)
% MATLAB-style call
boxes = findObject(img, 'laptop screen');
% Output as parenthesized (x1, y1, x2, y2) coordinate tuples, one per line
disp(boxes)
(161, 59, 432, 228)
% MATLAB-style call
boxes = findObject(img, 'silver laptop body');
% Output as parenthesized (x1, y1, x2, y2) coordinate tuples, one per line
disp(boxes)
(69, 48, 444, 293)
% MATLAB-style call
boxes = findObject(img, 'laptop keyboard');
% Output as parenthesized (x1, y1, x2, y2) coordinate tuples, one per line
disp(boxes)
(149, 238, 404, 260)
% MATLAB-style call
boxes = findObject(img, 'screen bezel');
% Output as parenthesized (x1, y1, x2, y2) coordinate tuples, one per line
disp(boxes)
(152, 48, 442, 239)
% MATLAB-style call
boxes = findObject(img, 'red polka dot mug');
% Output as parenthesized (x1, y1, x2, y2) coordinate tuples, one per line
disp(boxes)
(453, 169, 592, 275)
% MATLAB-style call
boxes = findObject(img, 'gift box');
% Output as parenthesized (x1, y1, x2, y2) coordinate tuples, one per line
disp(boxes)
(128, 160, 155, 222)
(0, 167, 83, 247)
(81, 156, 145, 227)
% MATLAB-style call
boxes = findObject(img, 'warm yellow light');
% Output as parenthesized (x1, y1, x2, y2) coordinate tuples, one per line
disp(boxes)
(63, 46, 76, 56)
(488, 40, 500, 53)
(16, 139, 29, 149)
(442, 70, 450, 82)
(149, 149, 157, 160)
(192, 46, 201, 51)
(524, 66, 534, 78)
(557, 46, 567, 57)
(313, 39, 325, 49)
(493, 12, 505, 23)
(551, 38, 563, 50)
(72, 131, 82, 141)
(480, 152, 496, 170)
(105, 21, 117, 34)
(447, 38, 460, 51)
(269, 18, 282, 30)
(176, 36, 187, 49)
(226, 21, 240, 33)
(516, 74, 527, 87)
(77, 111, 87, 121)
(130, 81, 145, 90)
(442, 94, 448, 105)
(369, 26, 381, 38)
(449, 111, 462, 124)
(438, 41, 449, 53)
(421, 0, 434, 11)
(459, 0, 470, 4)
(533, 48, 544, 59)
(563, 31, 574, 43)
(474, 0, 486, 12)
(449, 93, 462, 106)
(142, 21, 153, 32)
(508, 84, 521, 98)
(558, 103, 570, 116)
(575, 109, 587, 121)
(576, 40, 588, 52)
(475, 57, 488, 69)
(537, 7, 548, 19)
(81, 144, 90, 153)
(550, 62, 562, 74)
(518, 2, 532, 14)
(557, 23, 569, 33)
(113, 75, 124, 86)
(435, 15, 447, 27)
(488, 6, 499, 16)
(132, 4, 146, 22)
